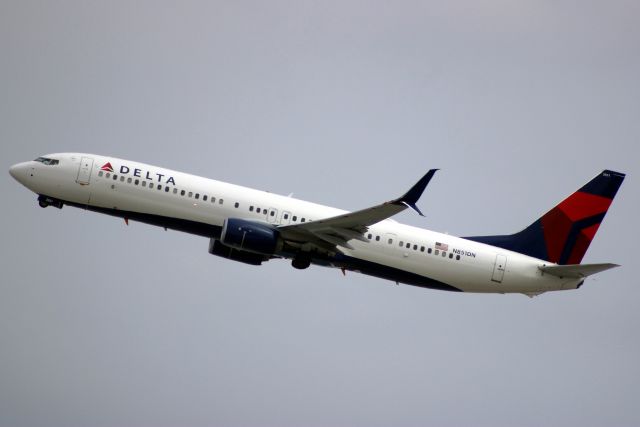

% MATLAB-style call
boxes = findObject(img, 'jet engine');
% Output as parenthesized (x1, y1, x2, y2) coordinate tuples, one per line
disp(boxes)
(207, 219, 282, 266)
(220, 218, 282, 255)
(208, 239, 267, 266)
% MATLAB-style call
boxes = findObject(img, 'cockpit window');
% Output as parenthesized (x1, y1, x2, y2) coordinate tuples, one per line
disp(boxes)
(34, 157, 59, 166)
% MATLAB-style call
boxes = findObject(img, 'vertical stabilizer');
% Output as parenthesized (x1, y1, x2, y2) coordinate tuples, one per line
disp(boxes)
(465, 170, 625, 265)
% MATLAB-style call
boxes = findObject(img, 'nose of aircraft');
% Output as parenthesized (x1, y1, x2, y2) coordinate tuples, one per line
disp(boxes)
(9, 162, 28, 184)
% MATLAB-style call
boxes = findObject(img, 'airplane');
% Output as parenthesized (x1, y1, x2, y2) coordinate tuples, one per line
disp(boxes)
(9, 153, 625, 297)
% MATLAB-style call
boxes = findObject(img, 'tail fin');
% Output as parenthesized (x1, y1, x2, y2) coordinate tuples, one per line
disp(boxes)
(465, 170, 625, 265)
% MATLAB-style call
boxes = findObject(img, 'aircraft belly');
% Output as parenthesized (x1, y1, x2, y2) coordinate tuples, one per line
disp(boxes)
(337, 246, 467, 292)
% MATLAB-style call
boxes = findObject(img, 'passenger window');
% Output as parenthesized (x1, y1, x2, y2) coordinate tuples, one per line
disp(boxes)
(195, 193, 200, 199)
(157, 185, 162, 190)
(301, 218, 306, 222)
(292, 216, 297, 221)
(435, 250, 439, 255)
(113, 175, 118, 180)
(219, 199, 224, 205)
(203, 195, 208, 201)
(375, 236, 380, 241)
(127, 177, 132, 183)
(284, 213, 289, 219)
(134, 179, 139, 185)
(270, 211, 275, 217)
(120, 176, 125, 182)
(250, 206, 254, 212)
(442, 252, 446, 257)
(367, 233, 372, 240)
(188, 192, 193, 198)
(256, 208, 261, 213)
(141, 181, 146, 187)
(173, 188, 178, 194)
(449, 253, 454, 259)
(98, 171, 103, 177)
(406, 243, 410, 249)
(456, 255, 461, 260)
(235, 202, 239, 208)
(181, 190, 185, 196)
(428, 248, 432, 254)
(149, 183, 154, 189)
(211, 197, 216, 203)
(388, 239, 393, 244)
(106, 173, 111, 178)
(165, 186, 170, 192)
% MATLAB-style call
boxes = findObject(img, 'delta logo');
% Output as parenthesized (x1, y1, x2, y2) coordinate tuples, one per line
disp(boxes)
(100, 161, 176, 185)
(100, 162, 114, 173)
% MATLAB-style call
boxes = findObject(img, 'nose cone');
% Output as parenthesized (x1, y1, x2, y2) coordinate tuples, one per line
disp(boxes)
(9, 162, 28, 184)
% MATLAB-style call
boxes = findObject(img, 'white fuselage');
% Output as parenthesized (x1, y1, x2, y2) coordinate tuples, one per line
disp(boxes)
(9, 153, 581, 295)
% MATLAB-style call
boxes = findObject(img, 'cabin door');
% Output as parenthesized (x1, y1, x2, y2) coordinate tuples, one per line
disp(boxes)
(267, 208, 278, 224)
(280, 211, 292, 225)
(76, 157, 94, 185)
(491, 254, 507, 283)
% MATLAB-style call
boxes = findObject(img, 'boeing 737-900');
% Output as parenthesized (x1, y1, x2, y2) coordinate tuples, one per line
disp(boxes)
(9, 154, 625, 296)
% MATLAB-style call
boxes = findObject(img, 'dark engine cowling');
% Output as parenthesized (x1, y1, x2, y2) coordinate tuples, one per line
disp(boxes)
(208, 239, 266, 265)
(220, 218, 281, 255)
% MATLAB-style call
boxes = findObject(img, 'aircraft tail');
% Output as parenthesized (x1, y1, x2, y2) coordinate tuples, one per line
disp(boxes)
(465, 170, 625, 265)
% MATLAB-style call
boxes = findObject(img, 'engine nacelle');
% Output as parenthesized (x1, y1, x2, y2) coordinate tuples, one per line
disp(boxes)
(220, 218, 281, 255)
(208, 239, 266, 265)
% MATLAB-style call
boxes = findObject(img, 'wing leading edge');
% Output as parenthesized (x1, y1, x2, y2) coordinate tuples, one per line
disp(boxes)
(278, 169, 439, 251)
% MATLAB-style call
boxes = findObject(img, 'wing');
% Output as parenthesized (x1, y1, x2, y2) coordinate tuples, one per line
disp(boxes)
(278, 169, 438, 251)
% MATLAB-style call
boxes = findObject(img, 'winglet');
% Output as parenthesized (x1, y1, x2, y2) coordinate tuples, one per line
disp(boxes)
(396, 169, 439, 216)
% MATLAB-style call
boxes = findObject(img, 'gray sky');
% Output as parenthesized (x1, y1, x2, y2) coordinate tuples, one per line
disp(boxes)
(1, 1, 639, 426)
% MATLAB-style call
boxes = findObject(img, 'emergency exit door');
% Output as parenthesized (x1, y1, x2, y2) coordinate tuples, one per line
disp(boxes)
(76, 157, 94, 185)
(491, 254, 507, 283)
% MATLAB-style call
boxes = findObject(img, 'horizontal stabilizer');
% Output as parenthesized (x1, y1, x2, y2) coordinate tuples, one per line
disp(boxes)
(539, 263, 619, 279)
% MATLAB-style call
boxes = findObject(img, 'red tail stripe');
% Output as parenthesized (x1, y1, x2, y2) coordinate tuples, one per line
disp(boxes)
(567, 232, 592, 265)
(557, 191, 612, 221)
(541, 210, 573, 264)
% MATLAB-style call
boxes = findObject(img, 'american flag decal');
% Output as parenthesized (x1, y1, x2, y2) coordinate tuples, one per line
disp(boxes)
(435, 242, 448, 251)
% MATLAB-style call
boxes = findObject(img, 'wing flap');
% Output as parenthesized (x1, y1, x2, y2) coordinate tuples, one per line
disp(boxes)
(311, 232, 355, 250)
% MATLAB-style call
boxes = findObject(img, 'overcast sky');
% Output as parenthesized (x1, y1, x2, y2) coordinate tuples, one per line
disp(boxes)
(1, 1, 639, 426)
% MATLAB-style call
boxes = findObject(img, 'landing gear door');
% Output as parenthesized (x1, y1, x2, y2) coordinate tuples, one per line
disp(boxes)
(77, 157, 94, 185)
(492, 254, 507, 283)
